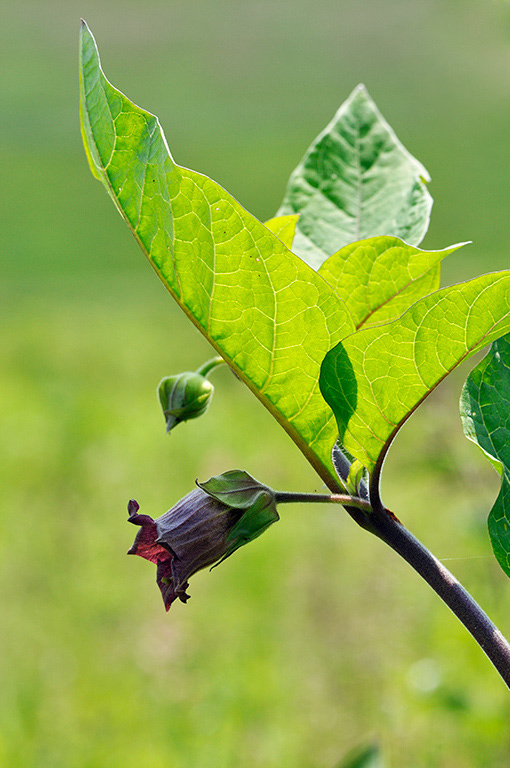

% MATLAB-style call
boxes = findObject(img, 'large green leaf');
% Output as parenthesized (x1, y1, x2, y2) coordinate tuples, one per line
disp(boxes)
(276, 84, 433, 270)
(318, 236, 464, 330)
(460, 334, 510, 576)
(320, 272, 510, 479)
(79, 22, 354, 489)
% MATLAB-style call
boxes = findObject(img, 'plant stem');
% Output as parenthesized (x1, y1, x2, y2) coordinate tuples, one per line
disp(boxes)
(369, 509, 510, 689)
(195, 356, 225, 378)
(277, 490, 510, 688)
(275, 491, 372, 514)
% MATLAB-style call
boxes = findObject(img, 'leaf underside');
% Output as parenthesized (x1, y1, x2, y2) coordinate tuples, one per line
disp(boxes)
(276, 84, 433, 270)
(79, 22, 354, 489)
(460, 334, 510, 577)
(318, 235, 465, 330)
(320, 272, 510, 476)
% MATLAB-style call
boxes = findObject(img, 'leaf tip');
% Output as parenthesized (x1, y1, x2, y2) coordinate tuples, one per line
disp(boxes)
(79, 18, 91, 39)
(79, 19, 96, 62)
(350, 83, 371, 103)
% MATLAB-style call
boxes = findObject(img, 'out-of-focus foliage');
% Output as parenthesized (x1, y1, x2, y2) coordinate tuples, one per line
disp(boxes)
(2, 0, 510, 766)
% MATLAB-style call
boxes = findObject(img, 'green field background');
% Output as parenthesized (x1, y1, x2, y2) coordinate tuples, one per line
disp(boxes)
(2, 1, 510, 766)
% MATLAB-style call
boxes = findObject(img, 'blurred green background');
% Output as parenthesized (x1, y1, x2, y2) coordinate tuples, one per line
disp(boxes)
(2, 1, 510, 766)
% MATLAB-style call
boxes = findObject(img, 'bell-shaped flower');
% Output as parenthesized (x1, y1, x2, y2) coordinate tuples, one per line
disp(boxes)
(128, 471, 279, 610)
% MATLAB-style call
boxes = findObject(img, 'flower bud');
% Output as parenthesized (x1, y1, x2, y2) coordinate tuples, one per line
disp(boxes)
(158, 372, 213, 433)
(127, 471, 278, 611)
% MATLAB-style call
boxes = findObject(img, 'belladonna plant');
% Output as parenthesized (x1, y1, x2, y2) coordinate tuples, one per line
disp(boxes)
(80, 21, 510, 691)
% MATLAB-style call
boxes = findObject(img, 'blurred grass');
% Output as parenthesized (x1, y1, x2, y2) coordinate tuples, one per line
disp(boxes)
(2, 0, 510, 766)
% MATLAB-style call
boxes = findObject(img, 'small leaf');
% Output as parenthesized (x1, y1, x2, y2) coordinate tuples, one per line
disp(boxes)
(319, 236, 465, 329)
(80, 22, 355, 489)
(320, 272, 510, 476)
(264, 214, 300, 250)
(276, 84, 432, 269)
(334, 742, 384, 768)
(460, 334, 510, 576)
(345, 460, 366, 497)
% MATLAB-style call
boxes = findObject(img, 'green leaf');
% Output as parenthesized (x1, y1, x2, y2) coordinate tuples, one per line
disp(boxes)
(320, 272, 510, 477)
(318, 236, 465, 330)
(460, 334, 510, 576)
(335, 743, 384, 768)
(345, 459, 366, 497)
(79, 22, 354, 489)
(276, 84, 433, 270)
(264, 214, 300, 250)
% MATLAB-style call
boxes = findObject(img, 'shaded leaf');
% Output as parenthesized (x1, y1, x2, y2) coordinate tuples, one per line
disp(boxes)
(79, 22, 353, 488)
(320, 272, 510, 476)
(318, 236, 465, 330)
(276, 84, 432, 269)
(460, 334, 510, 576)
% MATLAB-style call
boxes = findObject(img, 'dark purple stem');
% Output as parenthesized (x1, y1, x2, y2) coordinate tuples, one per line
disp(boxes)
(363, 508, 510, 688)
(277, 490, 510, 688)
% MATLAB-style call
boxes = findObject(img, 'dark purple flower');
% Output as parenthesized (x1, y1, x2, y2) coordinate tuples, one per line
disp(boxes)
(127, 472, 278, 611)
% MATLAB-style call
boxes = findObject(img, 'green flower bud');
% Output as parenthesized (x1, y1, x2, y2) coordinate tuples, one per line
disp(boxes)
(158, 371, 214, 433)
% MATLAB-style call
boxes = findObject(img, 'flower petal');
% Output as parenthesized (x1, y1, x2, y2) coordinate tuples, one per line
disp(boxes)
(156, 559, 189, 611)
(127, 500, 172, 565)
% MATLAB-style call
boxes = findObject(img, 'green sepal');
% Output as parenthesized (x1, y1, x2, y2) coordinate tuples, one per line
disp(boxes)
(198, 469, 274, 509)
(198, 470, 279, 564)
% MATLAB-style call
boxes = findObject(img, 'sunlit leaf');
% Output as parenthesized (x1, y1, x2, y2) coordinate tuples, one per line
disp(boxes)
(264, 214, 299, 250)
(460, 334, 510, 576)
(318, 236, 465, 329)
(276, 84, 432, 269)
(79, 22, 354, 488)
(320, 272, 510, 477)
